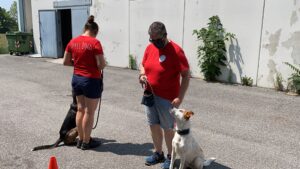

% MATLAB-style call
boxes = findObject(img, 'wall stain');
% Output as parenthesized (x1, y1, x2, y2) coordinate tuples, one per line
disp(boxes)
(267, 60, 277, 84)
(290, 11, 298, 26)
(92, 0, 104, 19)
(282, 31, 300, 64)
(263, 29, 282, 56)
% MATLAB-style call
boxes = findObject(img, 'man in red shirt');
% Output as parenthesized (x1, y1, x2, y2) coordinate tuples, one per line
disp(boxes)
(139, 21, 190, 169)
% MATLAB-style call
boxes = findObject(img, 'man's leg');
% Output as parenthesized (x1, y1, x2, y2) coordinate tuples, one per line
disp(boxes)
(164, 129, 175, 155)
(150, 124, 163, 153)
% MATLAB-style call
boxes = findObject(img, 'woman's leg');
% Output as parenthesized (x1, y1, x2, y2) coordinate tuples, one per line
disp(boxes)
(76, 95, 86, 141)
(82, 97, 99, 143)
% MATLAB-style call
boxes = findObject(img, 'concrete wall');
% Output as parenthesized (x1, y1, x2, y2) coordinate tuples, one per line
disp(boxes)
(90, 0, 129, 68)
(257, 0, 300, 88)
(29, 0, 300, 88)
(31, 0, 54, 54)
(129, 0, 185, 67)
(24, 0, 33, 33)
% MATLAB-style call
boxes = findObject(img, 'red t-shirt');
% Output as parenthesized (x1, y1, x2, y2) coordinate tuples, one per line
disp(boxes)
(142, 41, 189, 101)
(66, 35, 104, 79)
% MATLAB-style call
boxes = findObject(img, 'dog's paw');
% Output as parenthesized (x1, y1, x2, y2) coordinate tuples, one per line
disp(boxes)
(203, 157, 216, 166)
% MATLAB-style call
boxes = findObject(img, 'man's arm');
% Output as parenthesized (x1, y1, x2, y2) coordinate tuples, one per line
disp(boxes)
(139, 64, 147, 83)
(178, 70, 190, 101)
(172, 70, 190, 107)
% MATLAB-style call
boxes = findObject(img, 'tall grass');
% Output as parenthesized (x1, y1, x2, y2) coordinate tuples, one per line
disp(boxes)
(0, 34, 8, 54)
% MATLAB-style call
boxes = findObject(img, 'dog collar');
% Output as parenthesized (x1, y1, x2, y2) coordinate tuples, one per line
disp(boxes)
(176, 129, 190, 135)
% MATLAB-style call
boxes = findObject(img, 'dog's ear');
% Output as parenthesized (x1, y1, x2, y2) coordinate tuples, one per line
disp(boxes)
(184, 111, 194, 120)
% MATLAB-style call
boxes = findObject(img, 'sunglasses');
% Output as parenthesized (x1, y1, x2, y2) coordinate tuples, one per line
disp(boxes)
(149, 37, 164, 43)
(149, 34, 167, 43)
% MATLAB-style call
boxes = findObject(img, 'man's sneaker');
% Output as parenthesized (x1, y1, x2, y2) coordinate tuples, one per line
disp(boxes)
(76, 140, 83, 149)
(145, 151, 165, 166)
(161, 154, 171, 169)
(81, 138, 101, 150)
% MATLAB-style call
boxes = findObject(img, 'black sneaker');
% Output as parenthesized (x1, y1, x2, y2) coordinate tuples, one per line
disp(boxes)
(81, 138, 101, 150)
(76, 140, 82, 149)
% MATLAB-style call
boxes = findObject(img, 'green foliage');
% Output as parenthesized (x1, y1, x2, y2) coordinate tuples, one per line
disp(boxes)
(193, 15, 235, 81)
(284, 62, 300, 94)
(274, 73, 284, 91)
(9, 1, 17, 21)
(129, 54, 137, 70)
(241, 76, 253, 86)
(0, 34, 8, 54)
(0, 7, 18, 33)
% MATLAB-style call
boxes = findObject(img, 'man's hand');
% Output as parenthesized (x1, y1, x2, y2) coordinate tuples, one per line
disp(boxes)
(139, 74, 148, 89)
(171, 97, 182, 108)
(139, 74, 147, 84)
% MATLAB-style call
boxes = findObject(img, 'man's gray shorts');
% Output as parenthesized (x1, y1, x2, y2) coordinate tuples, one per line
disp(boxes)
(145, 95, 174, 129)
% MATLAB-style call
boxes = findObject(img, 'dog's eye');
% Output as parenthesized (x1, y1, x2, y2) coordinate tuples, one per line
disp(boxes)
(179, 110, 184, 113)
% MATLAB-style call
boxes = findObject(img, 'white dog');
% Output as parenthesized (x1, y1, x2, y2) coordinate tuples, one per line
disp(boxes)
(170, 108, 216, 169)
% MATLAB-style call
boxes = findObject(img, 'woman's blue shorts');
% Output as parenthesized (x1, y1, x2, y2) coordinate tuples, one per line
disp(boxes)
(72, 74, 103, 99)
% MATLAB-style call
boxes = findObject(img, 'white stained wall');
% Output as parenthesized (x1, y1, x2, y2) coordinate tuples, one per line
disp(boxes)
(257, 0, 300, 88)
(90, 0, 129, 68)
(183, 0, 264, 84)
(29, 0, 300, 88)
(31, 0, 54, 54)
(129, 0, 185, 67)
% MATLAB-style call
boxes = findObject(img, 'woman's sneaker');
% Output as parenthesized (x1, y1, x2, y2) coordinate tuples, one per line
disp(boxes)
(76, 140, 83, 149)
(145, 151, 165, 166)
(81, 138, 101, 150)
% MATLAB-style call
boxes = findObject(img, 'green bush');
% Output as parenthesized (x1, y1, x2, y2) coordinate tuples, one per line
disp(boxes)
(129, 54, 137, 70)
(241, 76, 253, 86)
(284, 62, 300, 94)
(193, 15, 235, 81)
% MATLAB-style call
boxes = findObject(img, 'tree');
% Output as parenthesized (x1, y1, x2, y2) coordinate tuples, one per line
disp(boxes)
(9, 1, 18, 21)
(0, 7, 18, 33)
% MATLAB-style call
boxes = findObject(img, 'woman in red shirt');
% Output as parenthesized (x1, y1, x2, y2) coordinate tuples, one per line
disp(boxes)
(63, 15, 106, 150)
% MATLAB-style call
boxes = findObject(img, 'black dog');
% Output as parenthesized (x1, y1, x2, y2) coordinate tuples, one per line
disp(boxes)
(31, 93, 78, 151)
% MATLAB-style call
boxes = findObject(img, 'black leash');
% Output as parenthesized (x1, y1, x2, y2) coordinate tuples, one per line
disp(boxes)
(92, 70, 103, 129)
(92, 97, 101, 129)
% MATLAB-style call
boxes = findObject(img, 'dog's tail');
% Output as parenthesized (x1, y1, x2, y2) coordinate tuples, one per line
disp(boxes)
(31, 138, 62, 151)
(203, 157, 216, 166)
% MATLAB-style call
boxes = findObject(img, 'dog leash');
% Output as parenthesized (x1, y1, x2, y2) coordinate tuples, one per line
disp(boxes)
(92, 70, 103, 129)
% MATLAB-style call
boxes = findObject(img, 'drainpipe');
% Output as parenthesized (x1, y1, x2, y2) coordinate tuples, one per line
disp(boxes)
(17, 0, 25, 32)
(256, 0, 266, 86)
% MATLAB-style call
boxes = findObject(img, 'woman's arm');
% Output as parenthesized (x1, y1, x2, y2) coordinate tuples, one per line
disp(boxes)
(63, 51, 73, 66)
(95, 54, 106, 70)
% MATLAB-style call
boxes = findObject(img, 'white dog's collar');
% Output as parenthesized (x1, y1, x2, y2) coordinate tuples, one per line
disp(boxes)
(176, 129, 190, 135)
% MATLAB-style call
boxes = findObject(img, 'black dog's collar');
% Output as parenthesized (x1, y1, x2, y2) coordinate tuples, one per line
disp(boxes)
(176, 129, 190, 135)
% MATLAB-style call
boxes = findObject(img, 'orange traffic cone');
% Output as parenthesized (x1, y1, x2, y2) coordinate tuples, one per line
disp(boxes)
(48, 156, 59, 169)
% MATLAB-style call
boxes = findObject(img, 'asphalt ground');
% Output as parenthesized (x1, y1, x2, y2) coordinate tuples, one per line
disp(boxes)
(0, 54, 299, 169)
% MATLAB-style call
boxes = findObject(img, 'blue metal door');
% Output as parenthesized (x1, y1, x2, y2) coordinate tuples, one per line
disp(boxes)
(71, 7, 89, 38)
(39, 10, 60, 58)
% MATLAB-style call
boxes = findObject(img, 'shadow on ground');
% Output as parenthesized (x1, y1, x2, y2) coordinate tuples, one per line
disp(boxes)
(171, 159, 231, 169)
(92, 138, 153, 156)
